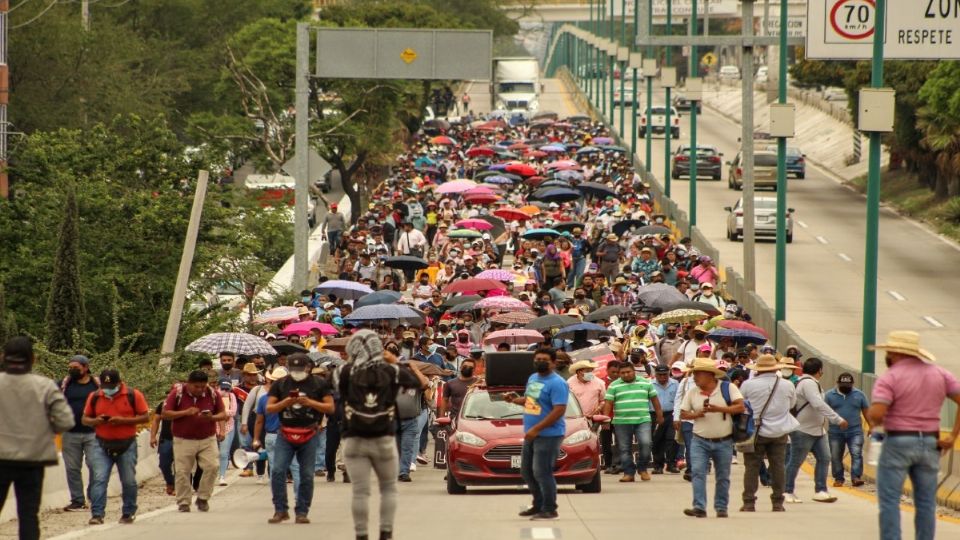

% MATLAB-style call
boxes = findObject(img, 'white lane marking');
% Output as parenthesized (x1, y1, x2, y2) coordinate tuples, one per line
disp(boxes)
(887, 290, 906, 301)
(923, 316, 944, 328)
(530, 528, 558, 539)
(816, 236, 829, 244)
(797, 220, 809, 229)
(838, 253, 852, 262)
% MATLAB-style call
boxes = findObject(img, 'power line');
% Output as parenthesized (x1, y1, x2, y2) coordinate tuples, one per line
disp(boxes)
(10, 0, 36, 13)
(11, 0, 57, 29)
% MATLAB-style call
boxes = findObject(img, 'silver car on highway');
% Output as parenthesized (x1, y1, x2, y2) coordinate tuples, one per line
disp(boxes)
(724, 197, 795, 243)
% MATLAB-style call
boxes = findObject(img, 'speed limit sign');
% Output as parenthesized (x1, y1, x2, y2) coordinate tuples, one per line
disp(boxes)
(827, 0, 875, 42)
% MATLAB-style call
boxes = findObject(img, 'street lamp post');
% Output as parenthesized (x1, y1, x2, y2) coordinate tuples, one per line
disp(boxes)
(688, 0, 699, 231)
(664, 0, 673, 189)
(741, 0, 757, 292)
(774, 0, 789, 330)
(631, 2, 639, 159)
(644, 0, 653, 172)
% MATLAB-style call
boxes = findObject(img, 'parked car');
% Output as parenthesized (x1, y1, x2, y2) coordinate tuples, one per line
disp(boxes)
(638, 105, 680, 138)
(672, 145, 723, 180)
(724, 196, 794, 243)
(613, 84, 637, 106)
(755, 66, 769, 83)
(822, 87, 848, 102)
(672, 94, 701, 113)
(440, 384, 605, 495)
(727, 149, 779, 190)
(719, 65, 741, 80)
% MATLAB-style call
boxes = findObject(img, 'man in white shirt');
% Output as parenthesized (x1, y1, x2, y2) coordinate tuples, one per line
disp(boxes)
(739, 354, 799, 512)
(396, 222, 428, 280)
(674, 326, 709, 366)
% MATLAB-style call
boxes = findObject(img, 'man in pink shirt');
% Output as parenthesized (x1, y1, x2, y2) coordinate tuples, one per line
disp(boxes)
(867, 331, 960, 540)
(566, 360, 606, 416)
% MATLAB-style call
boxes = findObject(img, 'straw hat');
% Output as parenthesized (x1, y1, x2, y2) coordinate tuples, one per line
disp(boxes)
(867, 330, 936, 363)
(684, 358, 726, 378)
(606, 233, 618, 241)
(266, 367, 289, 381)
(569, 360, 598, 373)
(746, 354, 790, 373)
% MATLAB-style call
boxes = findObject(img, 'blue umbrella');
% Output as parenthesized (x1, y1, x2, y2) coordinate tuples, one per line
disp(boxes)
(483, 175, 515, 185)
(576, 146, 602, 155)
(540, 144, 567, 153)
(522, 228, 561, 240)
(600, 145, 628, 153)
(345, 304, 423, 324)
(540, 179, 572, 189)
(315, 280, 374, 300)
(556, 322, 613, 339)
(554, 170, 584, 181)
(706, 327, 768, 347)
(415, 156, 436, 167)
(354, 290, 402, 308)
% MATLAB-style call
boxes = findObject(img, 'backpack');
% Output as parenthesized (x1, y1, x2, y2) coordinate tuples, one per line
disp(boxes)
(791, 376, 820, 417)
(720, 381, 754, 443)
(342, 363, 397, 437)
(88, 386, 138, 417)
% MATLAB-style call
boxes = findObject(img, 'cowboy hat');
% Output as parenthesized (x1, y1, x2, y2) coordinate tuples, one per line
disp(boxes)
(867, 330, 936, 363)
(266, 367, 288, 381)
(569, 360, 598, 372)
(684, 358, 726, 378)
(746, 354, 790, 373)
(606, 233, 618, 241)
(612, 277, 629, 286)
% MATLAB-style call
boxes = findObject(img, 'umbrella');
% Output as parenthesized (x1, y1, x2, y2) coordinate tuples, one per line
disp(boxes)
(465, 146, 497, 158)
(494, 207, 532, 221)
(508, 142, 530, 151)
(384, 255, 428, 271)
(410, 360, 453, 378)
(483, 329, 545, 347)
(475, 296, 531, 312)
(539, 179, 572, 189)
(585, 305, 632, 322)
(423, 118, 450, 130)
(576, 146, 602, 155)
(186, 333, 277, 356)
(315, 280, 373, 300)
(576, 182, 618, 198)
(346, 304, 424, 324)
(706, 327, 768, 347)
(553, 222, 585, 233)
(505, 163, 537, 177)
(322, 336, 351, 352)
(267, 339, 307, 355)
(635, 225, 672, 236)
(567, 114, 591, 123)
(491, 311, 538, 325)
(553, 169, 584, 181)
(253, 306, 300, 325)
(531, 187, 581, 203)
(593, 137, 614, 145)
(714, 319, 770, 338)
(519, 205, 542, 216)
(612, 220, 649, 237)
(482, 175, 515, 185)
(532, 110, 559, 120)
(435, 179, 478, 194)
(440, 294, 481, 308)
(429, 135, 457, 145)
(526, 314, 580, 331)
(448, 301, 478, 313)
(600, 145, 627, 153)
(635, 283, 688, 307)
(442, 278, 507, 294)
(462, 193, 501, 205)
(660, 300, 723, 317)
(522, 228, 561, 241)
(455, 218, 494, 231)
(280, 321, 340, 337)
(540, 144, 567, 153)
(447, 228, 482, 239)
(474, 170, 504, 179)
(556, 322, 613, 339)
(355, 290, 402, 308)
(525, 150, 548, 159)
(650, 308, 709, 325)
(476, 269, 515, 281)
(545, 160, 580, 170)
(475, 215, 507, 240)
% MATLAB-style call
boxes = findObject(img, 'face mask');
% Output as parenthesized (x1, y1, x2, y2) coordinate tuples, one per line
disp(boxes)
(387, 348, 399, 355)
(102, 386, 120, 397)
(838, 385, 853, 394)
(439, 327, 449, 333)
(290, 371, 309, 382)
(575, 294, 585, 299)
(694, 333, 706, 340)
(461, 367, 474, 377)
(620, 286, 628, 292)
(404, 339, 414, 345)
(458, 335, 468, 343)
(535, 360, 551, 374)
(666, 331, 677, 338)
(301, 296, 312, 303)
(781, 368, 794, 377)
(221, 364, 233, 371)
(69, 368, 83, 379)
(582, 372, 595, 382)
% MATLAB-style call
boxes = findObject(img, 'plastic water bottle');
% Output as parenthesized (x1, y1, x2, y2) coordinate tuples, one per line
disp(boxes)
(867, 429, 885, 466)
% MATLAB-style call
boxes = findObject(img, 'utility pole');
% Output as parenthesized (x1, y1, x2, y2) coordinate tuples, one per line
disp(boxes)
(630, 0, 639, 159)
(81, 0, 90, 31)
(642, 0, 653, 172)
(294, 23, 311, 293)
(773, 0, 790, 336)
(688, 0, 699, 231)
(618, 0, 626, 140)
(0, 0, 8, 200)
(741, 0, 757, 292)
(663, 0, 673, 189)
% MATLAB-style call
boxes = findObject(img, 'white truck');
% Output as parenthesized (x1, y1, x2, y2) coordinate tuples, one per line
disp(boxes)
(492, 57, 540, 115)
(638, 105, 681, 139)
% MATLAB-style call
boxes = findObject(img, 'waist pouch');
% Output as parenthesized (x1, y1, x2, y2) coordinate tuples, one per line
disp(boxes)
(97, 437, 136, 459)
(280, 426, 318, 445)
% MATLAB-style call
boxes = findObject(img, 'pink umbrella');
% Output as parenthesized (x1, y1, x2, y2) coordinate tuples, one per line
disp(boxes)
(435, 179, 478, 194)
(280, 321, 339, 337)
(254, 306, 300, 325)
(475, 296, 531, 312)
(476, 269, 514, 281)
(462, 186, 496, 197)
(545, 160, 580, 170)
(455, 218, 494, 231)
(483, 328, 545, 346)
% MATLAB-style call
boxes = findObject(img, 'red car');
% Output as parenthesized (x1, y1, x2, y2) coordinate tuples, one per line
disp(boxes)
(438, 384, 607, 495)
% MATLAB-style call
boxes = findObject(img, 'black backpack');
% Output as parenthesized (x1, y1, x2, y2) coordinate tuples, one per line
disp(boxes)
(342, 363, 397, 437)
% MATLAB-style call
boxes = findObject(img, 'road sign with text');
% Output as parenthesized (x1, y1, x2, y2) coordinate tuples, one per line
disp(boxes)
(806, 0, 960, 59)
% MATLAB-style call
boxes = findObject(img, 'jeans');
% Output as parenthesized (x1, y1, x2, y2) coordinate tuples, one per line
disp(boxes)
(829, 429, 865, 482)
(681, 422, 694, 466)
(328, 230, 341, 255)
(315, 427, 327, 471)
(651, 419, 677, 470)
(218, 428, 236, 478)
(785, 430, 832, 494)
(265, 433, 301, 496)
(397, 409, 427, 475)
(877, 434, 940, 540)
(567, 257, 586, 288)
(326, 418, 342, 479)
(690, 435, 733, 512)
(742, 434, 788, 506)
(270, 433, 319, 516)
(343, 436, 399, 536)
(158, 439, 175, 486)
(239, 431, 266, 475)
(419, 411, 431, 454)
(0, 465, 44, 540)
(61, 431, 97, 505)
(89, 441, 138, 518)
(613, 422, 652, 476)
(520, 436, 563, 513)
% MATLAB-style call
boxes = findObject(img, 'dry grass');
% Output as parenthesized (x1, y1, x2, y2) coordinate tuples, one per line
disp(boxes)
(847, 169, 960, 242)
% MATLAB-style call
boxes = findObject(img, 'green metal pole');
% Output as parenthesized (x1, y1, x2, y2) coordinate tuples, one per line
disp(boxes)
(862, 0, 885, 375)
(645, 0, 653, 173)
(631, 1, 639, 159)
(774, 0, 788, 329)
(689, 1, 698, 231)
(609, 2, 616, 125)
(619, 0, 626, 139)
(601, 1, 608, 119)
(664, 0, 673, 194)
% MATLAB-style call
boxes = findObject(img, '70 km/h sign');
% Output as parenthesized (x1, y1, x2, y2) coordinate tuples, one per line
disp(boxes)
(806, 0, 960, 59)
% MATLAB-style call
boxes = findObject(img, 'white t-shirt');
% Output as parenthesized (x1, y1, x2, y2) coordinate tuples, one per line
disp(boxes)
(680, 381, 742, 439)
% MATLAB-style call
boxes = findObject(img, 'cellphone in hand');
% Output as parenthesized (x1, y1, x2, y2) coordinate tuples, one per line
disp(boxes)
(200, 410, 212, 415)
(702, 398, 710, 409)
(99, 415, 112, 421)
(289, 390, 301, 398)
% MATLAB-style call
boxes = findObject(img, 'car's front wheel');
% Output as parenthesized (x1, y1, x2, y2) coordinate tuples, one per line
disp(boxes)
(577, 469, 602, 493)
(446, 471, 467, 494)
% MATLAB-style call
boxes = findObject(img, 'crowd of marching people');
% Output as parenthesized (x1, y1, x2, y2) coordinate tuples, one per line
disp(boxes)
(1, 110, 958, 540)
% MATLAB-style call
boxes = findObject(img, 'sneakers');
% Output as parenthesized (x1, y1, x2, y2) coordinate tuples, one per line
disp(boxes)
(416, 453, 429, 465)
(178, 504, 191, 513)
(812, 491, 838, 503)
(530, 511, 559, 520)
(518, 507, 540, 517)
(295, 514, 310, 524)
(683, 508, 707, 518)
(619, 474, 635, 482)
(410, 463, 417, 472)
(119, 514, 136, 524)
(196, 499, 210, 512)
(268, 511, 290, 524)
(257, 475, 267, 484)
(63, 502, 87, 512)
(784, 493, 802, 503)
(666, 466, 682, 474)
(852, 478, 865, 487)
(398, 474, 412, 482)
(639, 471, 651, 481)
(218, 476, 228, 486)
(88, 516, 104, 525)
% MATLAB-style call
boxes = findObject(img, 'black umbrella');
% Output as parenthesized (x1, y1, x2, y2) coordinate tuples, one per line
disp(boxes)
(384, 255, 428, 271)
(553, 222, 585, 233)
(531, 187, 581, 203)
(612, 219, 649, 237)
(440, 294, 482, 308)
(635, 225, 672, 236)
(526, 314, 579, 331)
(567, 115, 591, 123)
(475, 215, 507, 240)
(448, 301, 478, 313)
(539, 179, 572, 189)
(576, 182, 617, 199)
(267, 340, 307, 355)
(355, 290, 402, 308)
(532, 110, 559, 121)
(635, 283, 688, 308)
(659, 300, 723, 317)
(585, 305, 632, 322)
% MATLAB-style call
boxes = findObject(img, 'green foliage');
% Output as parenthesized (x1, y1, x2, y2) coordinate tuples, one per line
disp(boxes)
(788, 49, 853, 90)
(938, 198, 960, 224)
(45, 184, 86, 352)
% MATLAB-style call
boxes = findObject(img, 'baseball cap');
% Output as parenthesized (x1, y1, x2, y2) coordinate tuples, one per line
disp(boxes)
(837, 373, 855, 384)
(99, 369, 121, 387)
(288, 354, 311, 369)
(654, 365, 670, 374)
(69, 354, 90, 366)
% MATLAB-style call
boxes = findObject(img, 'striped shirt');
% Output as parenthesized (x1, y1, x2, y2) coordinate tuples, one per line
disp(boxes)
(604, 378, 658, 425)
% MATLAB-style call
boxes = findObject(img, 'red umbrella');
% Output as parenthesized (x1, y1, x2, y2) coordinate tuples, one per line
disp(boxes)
(463, 193, 501, 205)
(545, 160, 580, 170)
(715, 319, 770, 339)
(525, 150, 548, 158)
(466, 146, 497, 158)
(508, 142, 530, 151)
(505, 163, 537, 177)
(442, 278, 507, 294)
(494, 207, 532, 221)
(429, 135, 456, 145)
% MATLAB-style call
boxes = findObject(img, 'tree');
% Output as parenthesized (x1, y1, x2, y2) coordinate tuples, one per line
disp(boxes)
(917, 61, 960, 199)
(0, 281, 15, 345)
(45, 184, 86, 351)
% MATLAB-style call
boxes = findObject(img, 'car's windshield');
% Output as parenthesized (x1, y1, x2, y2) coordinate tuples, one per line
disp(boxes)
(462, 390, 583, 420)
(786, 147, 802, 157)
(755, 199, 777, 209)
(754, 154, 778, 166)
(498, 82, 536, 94)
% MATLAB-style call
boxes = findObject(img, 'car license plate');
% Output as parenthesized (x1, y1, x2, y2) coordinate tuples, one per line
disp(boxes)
(510, 455, 522, 468)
